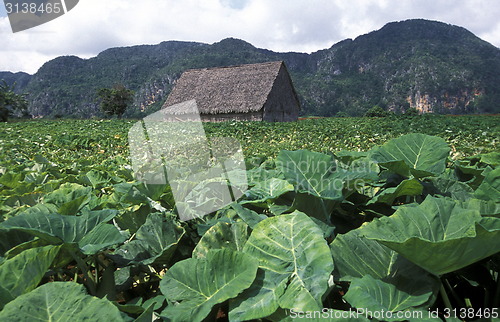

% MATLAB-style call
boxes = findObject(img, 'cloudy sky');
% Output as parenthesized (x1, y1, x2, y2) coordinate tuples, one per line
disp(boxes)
(1, 0, 499, 74)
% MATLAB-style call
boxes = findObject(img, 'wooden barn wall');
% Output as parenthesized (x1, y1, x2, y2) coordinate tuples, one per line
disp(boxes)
(262, 67, 300, 122)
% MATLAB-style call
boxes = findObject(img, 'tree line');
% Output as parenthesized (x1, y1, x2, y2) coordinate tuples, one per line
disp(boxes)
(0, 82, 134, 121)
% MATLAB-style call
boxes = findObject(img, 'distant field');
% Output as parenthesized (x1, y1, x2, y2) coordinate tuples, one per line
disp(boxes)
(0, 115, 498, 166)
(205, 114, 499, 159)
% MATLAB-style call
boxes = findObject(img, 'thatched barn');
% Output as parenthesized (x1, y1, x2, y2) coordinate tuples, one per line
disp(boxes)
(161, 61, 300, 122)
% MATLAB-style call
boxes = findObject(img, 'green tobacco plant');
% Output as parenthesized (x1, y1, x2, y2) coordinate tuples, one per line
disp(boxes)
(230, 212, 334, 320)
(160, 249, 259, 321)
(0, 283, 125, 321)
(0, 245, 61, 309)
(370, 133, 450, 178)
(0, 118, 499, 321)
(110, 212, 184, 266)
(361, 196, 500, 276)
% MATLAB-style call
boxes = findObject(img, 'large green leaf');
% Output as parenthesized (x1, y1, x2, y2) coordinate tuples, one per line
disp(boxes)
(246, 166, 284, 186)
(370, 133, 450, 178)
(475, 167, 500, 203)
(193, 221, 249, 259)
(159, 249, 258, 322)
(2, 203, 58, 224)
(229, 212, 334, 320)
(78, 224, 127, 255)
(331, 229, 439, 313)
(0, 207, 125, 255)
(277, 150, 343, 200)
(429, 177, 474, 201)
(331, 229, 438, 285)
(0, 245, 60, 309)
(453, 160, 487, 190)
(460, 198, 500, 217)
(361, 196, 500, 275)
(0, 172, 25, 189)
(114, 204, 151, 234)
(42, 183, 93, 215)
(231, 203, 267, 229)
(0, 229, 33, 258)
(344, 275, 433, 321)
(0, 282, 125, 321)
(334, 150, 369, 164)
(111, 182, 153, 205)
(79, 170, 114, 189)
(110, 213, 184, 266)
(477, 152, 500, 167)
(241, 178, 294, 205)
(230, 269, 288, 321)
(368, 179, 423, 205)
(277, 150, 343, 222)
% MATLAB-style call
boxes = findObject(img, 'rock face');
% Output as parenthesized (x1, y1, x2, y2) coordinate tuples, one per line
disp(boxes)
(406, 89, 484, 114)
(2, 19, 500, 117)
(303, 19, 500, 115)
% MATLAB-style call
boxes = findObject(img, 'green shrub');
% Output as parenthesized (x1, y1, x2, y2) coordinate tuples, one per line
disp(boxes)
(404, 107, 420, 116)
(0, 81, 28, 121)
(364, 105, 389, 117)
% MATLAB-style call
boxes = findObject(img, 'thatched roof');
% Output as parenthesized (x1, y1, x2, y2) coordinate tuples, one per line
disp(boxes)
(162, 61, 288, 115)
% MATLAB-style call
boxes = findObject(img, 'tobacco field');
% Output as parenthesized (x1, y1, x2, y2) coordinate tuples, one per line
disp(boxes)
(0, 115, 499, 321)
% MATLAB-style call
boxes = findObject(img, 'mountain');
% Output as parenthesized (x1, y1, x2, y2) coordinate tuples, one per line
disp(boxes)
(304, 19, 500, 115)
(2, 19, 499, 118)
(0, 71, 32, 90)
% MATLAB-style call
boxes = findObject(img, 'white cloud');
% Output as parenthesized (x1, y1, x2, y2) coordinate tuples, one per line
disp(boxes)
(0, 0, 499, 74)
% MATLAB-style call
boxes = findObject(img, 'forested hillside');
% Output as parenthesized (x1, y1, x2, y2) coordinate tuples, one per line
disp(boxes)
(2, 19, 499, 118)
